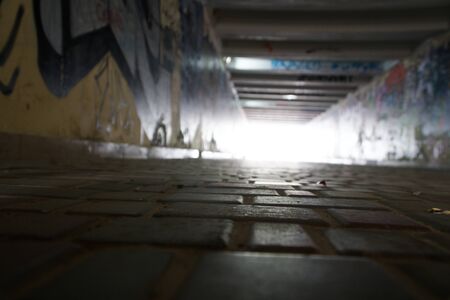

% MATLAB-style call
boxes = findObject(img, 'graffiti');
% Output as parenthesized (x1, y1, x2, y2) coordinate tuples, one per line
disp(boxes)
(0, 4, 23, 95)
(33, 0, 172, 135)
(151, 116, 167, 146)
(0, 0, 244, 150)
(415, 42, 450, 103)
(385, 63, 406, 92)
(311, 35, 450, 164)
(0, 68, 19, 96)
(271, 59, 383, 75)
(179, 0, 243, 148)
(94, 55, 135, 135)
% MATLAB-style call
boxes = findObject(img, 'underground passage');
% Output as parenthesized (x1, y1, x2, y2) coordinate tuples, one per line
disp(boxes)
(1, 0, 450, 299)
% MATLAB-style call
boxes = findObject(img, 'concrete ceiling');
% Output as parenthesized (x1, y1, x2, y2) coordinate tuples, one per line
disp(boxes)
(205, 0, 450, 10)
(206, 0, 450, 123)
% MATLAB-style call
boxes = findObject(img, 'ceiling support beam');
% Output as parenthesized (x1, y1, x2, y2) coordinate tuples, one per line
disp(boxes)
(243, 107, 326, 114)
(239, 100, 337, 109)
(231, 72, 371, 82)
(215, 8, 450, 39)
(230, 72, 371, 88)
(222, 40, 414, 60)
(235, 86, 350, 96)
(239, 93, 340, 101)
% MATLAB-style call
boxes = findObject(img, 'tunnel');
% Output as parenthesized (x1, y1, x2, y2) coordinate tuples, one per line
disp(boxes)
(0, 0, 450, 299)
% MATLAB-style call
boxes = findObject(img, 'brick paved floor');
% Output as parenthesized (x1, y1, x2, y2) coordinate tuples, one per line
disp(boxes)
(0, 159, 449, 299)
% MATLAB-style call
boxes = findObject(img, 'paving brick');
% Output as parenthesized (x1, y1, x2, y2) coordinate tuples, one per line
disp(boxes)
(255, 196, 387, 210)
(328, 208, 425, 229)
(320, 191, 381, 199)
(126, 177, 170, 186)
(175, 175, 223, 183)
(206, 182, 258, 189)
(79, 182, 136, 191)
(420, 191, 450, 202)
(1, 199, 83, 213)
(380, 199, 434, 212)
(300, 185, 327, 191)
(420, 232, 450, 252)
(177, 253, 412, 300)
(249, 223, 317, 252)
(377, 191, 417, 202)
(125, 172, 170, 185)
(157, 203, 327, 225)
(134, 185, 167, 193)
(87, 191, 158, 201)
(394, 261, 450, 299)
(66, 201, 156, 216)
(0, 241, 79, 292)
(0, 197, 26, 207)
(0, 213, 96, 239)
(2, 158, 450, 298)
(326, 229, 444, 257)
(25, 248, 171, 300)
(405, 212, 450, 232)
(206, 182, 294, 190)
(162, 192, 243, 204)
(80, 217, 233, 247)
(253, 180, 300, 187)
(0, 187, 92, 199)
(332, 187, 375, 193)
(0, 178, 87, 188)
(284, 190, 316, 197)
(181, 187, 279, 196)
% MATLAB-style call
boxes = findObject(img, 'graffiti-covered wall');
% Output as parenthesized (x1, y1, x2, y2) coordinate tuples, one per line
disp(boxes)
(311, 33, 450, 165)
(0, 0, 243, 150)
(178, 0, 244, 151)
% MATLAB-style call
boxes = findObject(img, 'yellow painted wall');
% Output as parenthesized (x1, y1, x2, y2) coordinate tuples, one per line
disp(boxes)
(1, 0, 244, 151)
(0, 1, 144, 144)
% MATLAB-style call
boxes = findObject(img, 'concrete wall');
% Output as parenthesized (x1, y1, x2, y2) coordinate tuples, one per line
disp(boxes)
(0, 0, 243, 152)
(310, 32, 450, 165)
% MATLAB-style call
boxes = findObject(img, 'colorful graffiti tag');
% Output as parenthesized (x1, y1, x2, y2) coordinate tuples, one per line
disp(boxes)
(0, 0, 243, 150)
(312, 35, 450, 164)
(179, 0, 242, 149)
(271, 59, 384, 75)
(33, 0, 173, 136)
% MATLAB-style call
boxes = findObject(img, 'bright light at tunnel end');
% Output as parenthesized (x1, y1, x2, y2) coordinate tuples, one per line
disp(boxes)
(220, 56, 341, 164)
(225, 121, 337, 163)
(283, 94, 297, 100)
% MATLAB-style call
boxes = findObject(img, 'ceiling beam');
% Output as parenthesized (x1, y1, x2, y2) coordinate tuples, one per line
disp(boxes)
(244, 115, 320, 122)
(245, 116, 312, 123)
(245, 114, 322, 119)
(235, 83, 356, 92)
(243, 107, 326, 114)
(246, 110, 332, 117)
(239, 93, 341, 101)
(232, 79, 361, 88)
(230, 72, 372, 88)
(208, 0, 450, 11)
(222, 40, 415, 60)
(230, 72, 371, 81)
(226, 57, 386, 75)
(215, 8, 450, 39)
(244, 113, 322, 119)
(239, 100, 337, 108)
(235, 86, 350, 96)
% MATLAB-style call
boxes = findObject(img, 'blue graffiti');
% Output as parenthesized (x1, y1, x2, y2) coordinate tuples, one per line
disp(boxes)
(271, 59, 383, 74)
